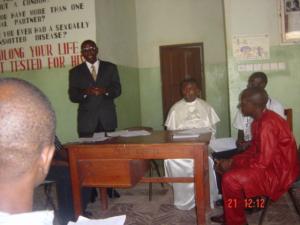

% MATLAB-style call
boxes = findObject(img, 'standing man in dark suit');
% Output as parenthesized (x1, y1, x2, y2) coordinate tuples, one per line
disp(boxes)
(69, 40, 121, 137)
(69, 39, 121, 199)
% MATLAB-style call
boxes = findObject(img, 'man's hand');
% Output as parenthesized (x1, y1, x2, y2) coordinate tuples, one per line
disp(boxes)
(236, 140, 251, 152)
(84, 87, 107, 96)
(214, 159, 233, 175)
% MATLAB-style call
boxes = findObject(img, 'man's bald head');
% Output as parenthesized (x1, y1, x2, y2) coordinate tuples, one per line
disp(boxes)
(0, 78, 56, 180)
(239, 87, 268, 117)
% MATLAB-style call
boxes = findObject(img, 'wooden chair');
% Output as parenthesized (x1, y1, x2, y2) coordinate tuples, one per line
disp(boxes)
(40, 159, 67, 211)
(258, 108, 300, 225)
(258, 152, 300, 225)
(41, 180, 57, 210)
(284, 108, 293, 131)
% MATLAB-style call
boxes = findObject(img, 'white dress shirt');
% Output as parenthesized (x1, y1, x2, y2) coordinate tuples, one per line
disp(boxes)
(85, 60, 100, 76)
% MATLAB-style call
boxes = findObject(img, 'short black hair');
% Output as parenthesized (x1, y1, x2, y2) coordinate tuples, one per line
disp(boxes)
(0, 78, 56, 180)
(180, 78, 198, 90)
(81, 39, 97, 50)
(249, 71, 268, 85)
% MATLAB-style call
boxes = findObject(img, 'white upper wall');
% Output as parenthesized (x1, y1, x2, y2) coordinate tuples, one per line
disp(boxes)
(95, 0, 139, 67)
(225, 0, 281, 47)
(135, 0, 227, 68)
(95, 0, 227, 68)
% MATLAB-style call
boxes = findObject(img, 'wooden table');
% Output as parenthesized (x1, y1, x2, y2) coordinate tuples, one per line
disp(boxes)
(66, 131, 211, 225)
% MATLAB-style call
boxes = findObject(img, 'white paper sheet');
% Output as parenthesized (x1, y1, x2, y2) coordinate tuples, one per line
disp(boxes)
(107, 130, 151, 137)
(209, 137, 237, 152)
(78, 132, 108, 142)
(120, 130, 151, 137)
(106, 130, 127, 137)
(172, 133, 200, 139)
(67, 215, 126, 225)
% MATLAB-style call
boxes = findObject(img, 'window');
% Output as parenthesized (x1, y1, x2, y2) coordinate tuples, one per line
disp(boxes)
(280, 0, 300, 42)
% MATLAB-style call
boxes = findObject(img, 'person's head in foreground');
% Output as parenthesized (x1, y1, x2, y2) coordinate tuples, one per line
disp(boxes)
(0, 78, 56, 214)
(239, 87, 268, 118)
(180, 78, 200, 102)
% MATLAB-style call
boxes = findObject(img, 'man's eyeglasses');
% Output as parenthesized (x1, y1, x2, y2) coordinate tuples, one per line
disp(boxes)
(81, 47, 97, 52)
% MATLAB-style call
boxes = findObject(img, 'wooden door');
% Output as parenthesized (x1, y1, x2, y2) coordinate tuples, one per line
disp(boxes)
(160, 43, 205, 120)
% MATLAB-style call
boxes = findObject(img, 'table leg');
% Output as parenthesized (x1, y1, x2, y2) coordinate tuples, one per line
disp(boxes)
(69, 152, 83, 218)
(194, 146, 207, 225)
(100, 188, 108, 210)
(72, 185, 83, 218)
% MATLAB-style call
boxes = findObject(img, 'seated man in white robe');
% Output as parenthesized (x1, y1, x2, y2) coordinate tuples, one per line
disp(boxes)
(164, 78, 220, 210)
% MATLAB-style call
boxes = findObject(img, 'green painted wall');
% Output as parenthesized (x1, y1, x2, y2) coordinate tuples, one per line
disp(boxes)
(205, 63, 230, 137)
(115, 66, 141, 130)
(224, 0, 300, 143)
(138, 68, 164, 130)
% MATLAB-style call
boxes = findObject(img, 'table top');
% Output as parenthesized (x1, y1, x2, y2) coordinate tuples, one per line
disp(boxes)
(65, 130, 211, 148)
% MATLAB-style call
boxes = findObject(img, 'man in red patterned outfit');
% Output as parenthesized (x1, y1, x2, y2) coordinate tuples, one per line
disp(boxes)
(211, 87, 300, 225)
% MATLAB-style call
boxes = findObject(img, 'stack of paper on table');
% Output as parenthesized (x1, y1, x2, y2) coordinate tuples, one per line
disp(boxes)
(67, 215, 126, 225)
(107, 130, 151, 137)
(172, 127, 211, 139)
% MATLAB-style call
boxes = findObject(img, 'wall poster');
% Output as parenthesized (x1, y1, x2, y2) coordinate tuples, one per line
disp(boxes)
(0, 0, 96, 73)
(232, 34, 270, 61)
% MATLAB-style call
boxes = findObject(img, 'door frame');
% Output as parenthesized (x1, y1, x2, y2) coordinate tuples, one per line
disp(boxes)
(159, 42, 206, 120)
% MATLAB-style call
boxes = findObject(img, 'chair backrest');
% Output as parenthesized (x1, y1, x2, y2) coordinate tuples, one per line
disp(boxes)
(284, 108, 293, 131)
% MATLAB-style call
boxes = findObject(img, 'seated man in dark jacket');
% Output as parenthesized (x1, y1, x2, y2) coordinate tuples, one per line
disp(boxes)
(46, 136, 92, 225)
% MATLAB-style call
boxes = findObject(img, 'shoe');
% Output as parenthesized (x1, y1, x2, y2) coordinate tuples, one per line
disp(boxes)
(245, 206, 263, 214)
(82, 210, 93, 218)
(107, 188, 120, 198)
(245, 197, 264, 214)
(215, 199, 224, 207)
(210, 214, 225, 223)
(211, 214, 248, 225)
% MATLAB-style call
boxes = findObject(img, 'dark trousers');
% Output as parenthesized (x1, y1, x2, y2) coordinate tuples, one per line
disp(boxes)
(79, 120, 115, 138)
(46, 165, 92, 225)
(78, 122, 116, 201)
(211, 148, 240, 194)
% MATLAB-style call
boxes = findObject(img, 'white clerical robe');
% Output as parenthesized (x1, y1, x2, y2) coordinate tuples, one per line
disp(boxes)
(164, 98, 220, 210)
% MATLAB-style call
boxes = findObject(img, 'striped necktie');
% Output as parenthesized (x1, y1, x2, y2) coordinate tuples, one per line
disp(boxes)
(91, 65, 97, 81)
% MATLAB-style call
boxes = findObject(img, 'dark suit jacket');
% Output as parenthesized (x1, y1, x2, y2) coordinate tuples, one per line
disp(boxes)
(68, 60, 121, 136)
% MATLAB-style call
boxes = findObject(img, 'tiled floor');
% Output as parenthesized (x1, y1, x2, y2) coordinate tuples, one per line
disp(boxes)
(33, 183, 300, 225)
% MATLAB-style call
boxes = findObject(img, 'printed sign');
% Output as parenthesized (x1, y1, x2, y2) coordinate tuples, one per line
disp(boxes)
(0, 0, 96, 73)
